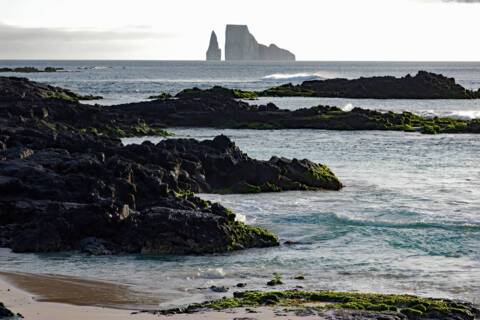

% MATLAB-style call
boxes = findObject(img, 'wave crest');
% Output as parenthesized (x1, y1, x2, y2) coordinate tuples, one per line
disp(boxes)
(419, 109, 480, 120)
(278, 212, 480, 232)
(262, 72, 325, 82)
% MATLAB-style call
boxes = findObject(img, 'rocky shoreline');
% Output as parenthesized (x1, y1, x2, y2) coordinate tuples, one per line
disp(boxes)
(260, 71, 480, 99)
(116, 84, 480, 134)
(1, 75, 479, 319)
(0, 76, 342, 255)
(147, 290, 480, 320)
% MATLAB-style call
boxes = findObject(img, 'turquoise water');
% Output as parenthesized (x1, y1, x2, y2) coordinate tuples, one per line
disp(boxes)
(2, 129, 479, 308)
(0, 61, 479, 307)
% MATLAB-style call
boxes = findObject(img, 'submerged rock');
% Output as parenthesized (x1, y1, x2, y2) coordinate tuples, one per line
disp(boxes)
(225, 25, 295, 61)
(210, 285, 229, 293)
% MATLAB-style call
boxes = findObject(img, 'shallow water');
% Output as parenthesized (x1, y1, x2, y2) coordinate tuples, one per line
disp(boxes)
(2, 128, 479, 308)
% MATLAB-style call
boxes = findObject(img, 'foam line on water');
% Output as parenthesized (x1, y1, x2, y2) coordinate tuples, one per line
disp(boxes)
(275, 212, 480, 232)
(262, 72, 326, 82)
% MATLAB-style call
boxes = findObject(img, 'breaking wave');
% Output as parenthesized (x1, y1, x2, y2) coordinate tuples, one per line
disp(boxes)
(277, 212, 480, 232)
(341, 103, 355, 112)
(262, 72, 326, 82)
(418, 109, 480, 120)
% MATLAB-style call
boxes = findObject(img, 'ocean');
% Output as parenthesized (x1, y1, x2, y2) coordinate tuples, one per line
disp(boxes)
(0, 61, 479, 308)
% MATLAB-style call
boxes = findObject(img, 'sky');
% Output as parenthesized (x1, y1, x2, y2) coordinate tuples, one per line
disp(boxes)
(0, 0, 479, 61)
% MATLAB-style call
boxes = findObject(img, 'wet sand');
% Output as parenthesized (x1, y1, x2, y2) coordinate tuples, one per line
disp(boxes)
(0, 271, 159, 309)
(0, 271, 320, 319)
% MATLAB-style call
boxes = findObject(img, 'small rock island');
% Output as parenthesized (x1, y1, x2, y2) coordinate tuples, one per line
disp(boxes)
(205, 25, 295, 61)
(206, 31, 221, 61)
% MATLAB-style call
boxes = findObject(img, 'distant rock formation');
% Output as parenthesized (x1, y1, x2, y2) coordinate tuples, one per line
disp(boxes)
(206, 31, 221, 61)
(225, 25, 295, 61)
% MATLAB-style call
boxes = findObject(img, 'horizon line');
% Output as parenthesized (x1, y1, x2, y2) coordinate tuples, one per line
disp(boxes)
(1, 59, 480, 63)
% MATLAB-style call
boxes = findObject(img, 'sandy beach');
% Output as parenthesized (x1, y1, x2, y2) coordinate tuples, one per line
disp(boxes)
(0, 274, 155, 320)
(0, 271, 322, 320)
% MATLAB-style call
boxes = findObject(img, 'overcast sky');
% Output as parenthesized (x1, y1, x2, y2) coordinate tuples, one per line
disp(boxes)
(0, 0, 479, 60)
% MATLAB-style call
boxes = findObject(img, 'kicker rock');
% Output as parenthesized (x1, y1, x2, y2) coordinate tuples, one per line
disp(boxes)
(225, 25, 295, 61)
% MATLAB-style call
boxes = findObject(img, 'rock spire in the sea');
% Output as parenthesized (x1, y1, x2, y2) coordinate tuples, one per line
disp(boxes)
(225, 24, 295, 61)
(206, 31, 221, 61)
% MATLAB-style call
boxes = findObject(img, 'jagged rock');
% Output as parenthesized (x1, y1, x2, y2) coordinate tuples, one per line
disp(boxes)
(206, 31, 221, 61)
(262, 71, 480, 99)
(0, 302, 14, 318)
(0, 139, 280, 254)
(225, 25, 295, 61)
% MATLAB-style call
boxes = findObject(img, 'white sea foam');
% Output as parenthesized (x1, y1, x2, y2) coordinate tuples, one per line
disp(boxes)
(235, 212, 247, 223)
(262, 72, 326, 82)
(197, 268, 226, 279)
(341, 103, 355, 112)
(418, 109, 480, 120)
(77, 66, 110, 70)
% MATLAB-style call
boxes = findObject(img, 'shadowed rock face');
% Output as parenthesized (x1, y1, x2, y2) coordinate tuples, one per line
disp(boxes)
(225, 25, 295, 61)
(206, 31, 221, 61)
(0, 129, 281, 254)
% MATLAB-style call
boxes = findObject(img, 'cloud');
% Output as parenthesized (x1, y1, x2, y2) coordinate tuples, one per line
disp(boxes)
(0, 22, 173, 59)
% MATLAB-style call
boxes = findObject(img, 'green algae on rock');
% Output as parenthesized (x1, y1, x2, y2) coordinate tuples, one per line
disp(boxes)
(114, 84, 480, 135)
(155, 290, 479, 320)
(266, 273, 283, 286)
(233, 89, 258, 100)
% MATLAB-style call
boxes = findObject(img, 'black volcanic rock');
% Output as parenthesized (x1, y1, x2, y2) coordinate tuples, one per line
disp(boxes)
(120, 135, 343, 193)
(225, 25, 295, 61)
(0, 76, 100, 102)
(261, 71, 480, 99)
(0, 302, 14, 318)
(206, 31, 221, 61)
(0, 66, 63, 73)
(0, 76, 345, 255)
(114, 85, 480, 134)
(0, 127, 281, 254)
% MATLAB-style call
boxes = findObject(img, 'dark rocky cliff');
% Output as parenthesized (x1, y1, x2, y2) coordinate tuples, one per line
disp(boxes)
(225, 25, 295, 61)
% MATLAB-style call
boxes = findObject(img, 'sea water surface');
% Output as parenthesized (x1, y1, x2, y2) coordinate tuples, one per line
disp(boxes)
(0, 61, 479, 307)
(2, 128, 480, 307)
(0, 60, 480, 119)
